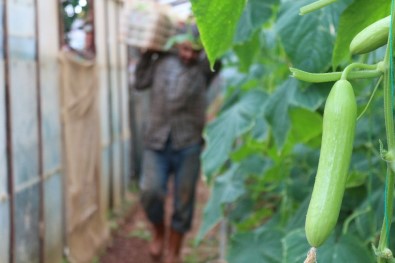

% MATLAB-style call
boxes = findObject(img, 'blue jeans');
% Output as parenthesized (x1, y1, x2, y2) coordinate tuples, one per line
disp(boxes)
(140, 139, 202, 233)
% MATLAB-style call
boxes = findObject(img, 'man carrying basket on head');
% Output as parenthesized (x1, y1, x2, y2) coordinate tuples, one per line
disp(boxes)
(133, 20, 221, 263)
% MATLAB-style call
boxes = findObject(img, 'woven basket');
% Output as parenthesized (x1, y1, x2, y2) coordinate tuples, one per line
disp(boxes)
(125, 1, 176, 51)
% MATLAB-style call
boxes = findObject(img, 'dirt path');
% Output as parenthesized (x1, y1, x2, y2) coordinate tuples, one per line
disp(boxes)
(99, 179, 220, 263)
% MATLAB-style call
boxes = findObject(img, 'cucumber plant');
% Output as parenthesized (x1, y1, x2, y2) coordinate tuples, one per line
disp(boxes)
(190, 0, 395, 262)
(292, 2, 395, 262)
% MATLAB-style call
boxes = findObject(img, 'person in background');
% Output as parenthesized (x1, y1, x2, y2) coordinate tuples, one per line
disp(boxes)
(65, 19, 95, 60)
(67, 18, 86, 51)
(134, 24, 221, 263)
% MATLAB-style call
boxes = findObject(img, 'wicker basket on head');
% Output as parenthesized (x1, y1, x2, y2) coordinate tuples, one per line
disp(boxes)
(125, 1, 176, 51)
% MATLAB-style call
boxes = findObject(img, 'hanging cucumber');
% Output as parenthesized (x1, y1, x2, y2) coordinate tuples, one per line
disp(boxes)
(350, 16, 390, 55)
(305, 79, 357, 248)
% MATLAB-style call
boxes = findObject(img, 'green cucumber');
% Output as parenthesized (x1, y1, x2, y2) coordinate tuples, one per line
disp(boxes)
(305, 80, 357, 247)
(350, 16, 390, 55)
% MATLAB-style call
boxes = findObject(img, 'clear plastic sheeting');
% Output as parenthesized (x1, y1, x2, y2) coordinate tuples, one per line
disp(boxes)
(0, 2, 7, 258)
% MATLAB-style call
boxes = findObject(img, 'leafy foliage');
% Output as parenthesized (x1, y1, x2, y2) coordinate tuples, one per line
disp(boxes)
(190, 0, 392, 261)
(190, 0, 245, 69)
(228, 226, 283, 263)
(276, 0, 350, 72)
(202, 90, 268, 177)
(332, 0, 391, 69)
(234, 0, 279, 44)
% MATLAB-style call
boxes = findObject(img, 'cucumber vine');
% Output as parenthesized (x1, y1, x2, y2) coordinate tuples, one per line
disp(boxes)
(294, 1, 395, 262)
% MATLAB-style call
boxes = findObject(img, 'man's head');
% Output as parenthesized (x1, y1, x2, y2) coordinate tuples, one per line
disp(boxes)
(166, 23, 203, 65)
(178, 40, 201, 65)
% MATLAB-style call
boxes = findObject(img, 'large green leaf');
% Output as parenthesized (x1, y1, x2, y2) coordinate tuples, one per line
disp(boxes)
(197, 164, 245, 242)
(240, 154, 274, 179)
(228, 227, 283, 263)
(234, 0, 279, 44)
(251, 118, 270, 141)
(281, 230, 374, 262)
(281, 229, 311, 263)
(196, 188, 222, 244)
(190, 0, 246, 68)
(265, 105, 323, 165)
(202, 90, 268, 178)
(276, 0, 349, 72)
(288, 106, 322, 144)
(234, 32, 260, 72)
(264, 79, 297, 150)
(332, 0, 390, 69)
(291, 82, 332, 111)
(318, 233, 374, 262)
(228, 224, 373, 263)
(285, 198, 310, 232)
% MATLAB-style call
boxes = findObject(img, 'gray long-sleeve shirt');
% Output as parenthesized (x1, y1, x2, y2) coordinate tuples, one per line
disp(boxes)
(134, 51, 219, 150)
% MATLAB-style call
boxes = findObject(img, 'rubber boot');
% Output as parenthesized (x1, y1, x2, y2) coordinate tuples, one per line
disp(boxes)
(163, 228, 184, 263)
(149, 222, 165, 260)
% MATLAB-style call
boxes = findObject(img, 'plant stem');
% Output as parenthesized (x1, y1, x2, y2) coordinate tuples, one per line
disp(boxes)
(342, 206, 371, 235)
(377, 6, 395, 262)
(304, 247, 317, 263)
(341, 63, 380, 80)
(300, 0, 337, 15)
(357, 76, 383, 120)
(290, 68, 382, 83)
